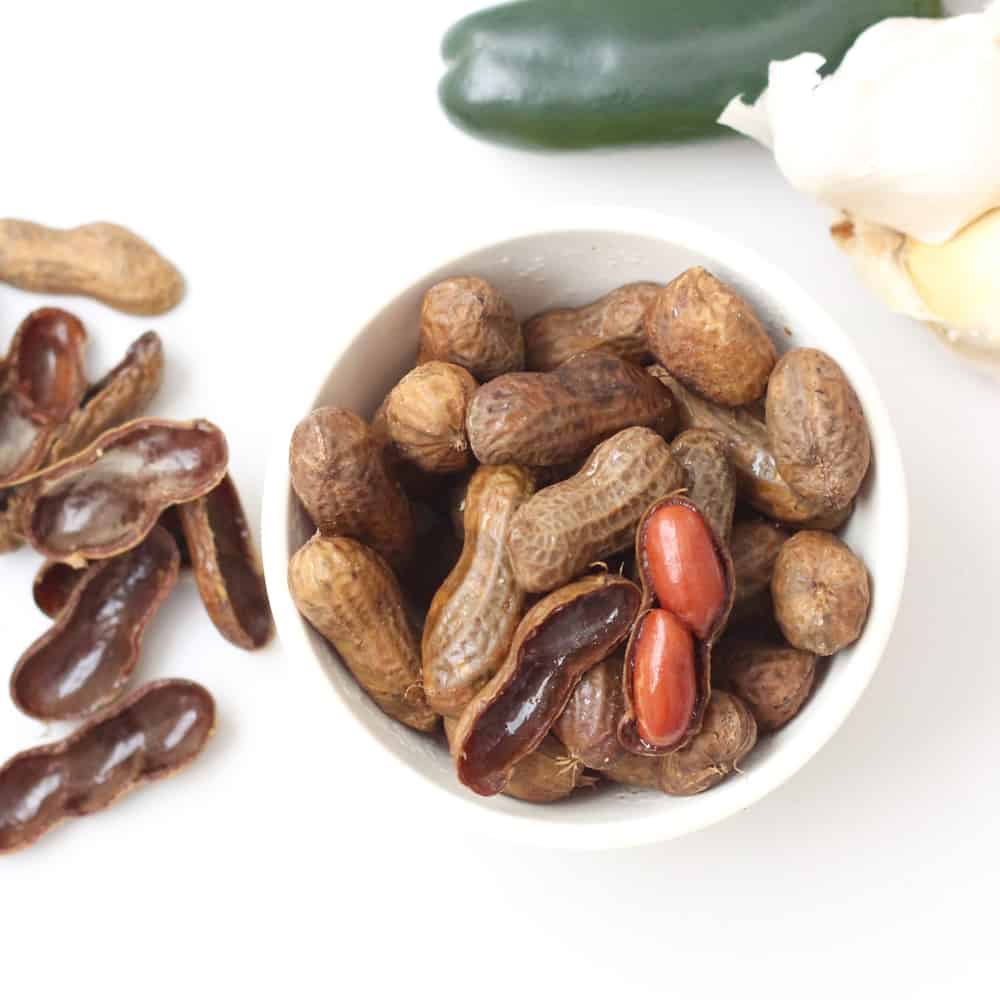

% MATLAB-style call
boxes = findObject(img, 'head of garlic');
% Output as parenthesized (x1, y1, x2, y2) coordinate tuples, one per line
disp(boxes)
(719, 1, 1000, 377)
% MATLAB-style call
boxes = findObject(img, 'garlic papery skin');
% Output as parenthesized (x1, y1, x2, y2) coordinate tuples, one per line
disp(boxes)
(719, 2, 1000, 246)
(832, 211, 1000, 376)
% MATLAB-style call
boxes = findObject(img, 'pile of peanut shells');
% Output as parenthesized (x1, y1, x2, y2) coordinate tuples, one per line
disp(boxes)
(0, 303, 272, 852)
(288, 268, 872, 804)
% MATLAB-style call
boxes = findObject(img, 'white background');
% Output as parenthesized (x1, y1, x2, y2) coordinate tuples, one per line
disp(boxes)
(1, 2, 996, 997)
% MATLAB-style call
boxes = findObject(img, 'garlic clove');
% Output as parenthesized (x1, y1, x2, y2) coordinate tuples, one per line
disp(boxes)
(832, 212, 1000, 376)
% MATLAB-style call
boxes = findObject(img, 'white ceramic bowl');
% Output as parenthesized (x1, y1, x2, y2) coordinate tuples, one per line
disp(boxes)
(262, 206, 908, 850)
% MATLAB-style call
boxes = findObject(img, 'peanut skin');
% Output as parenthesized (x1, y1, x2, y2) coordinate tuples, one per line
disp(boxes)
(714, 637, 817, 732)
(772, 531, 870, 656)
(507, 426, 685, 593)
(385, 362, 478, 474)
(765, 349, 871, 514)
(288, 535, 437, 732)
(649, 366, 823, 523)
(646, 267, 776, 407)
(289, 407, 414, 569)
(0, 220, 184, 315)
(418, 276, 523, 380)
(670, 429, 736, 545)
(422, 465, 535, 717)
(523, 283, 661, 371)
(468, 352, 676, 468)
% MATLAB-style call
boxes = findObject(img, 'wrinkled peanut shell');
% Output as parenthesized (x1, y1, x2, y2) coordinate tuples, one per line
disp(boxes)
(670, 428, 736, 545)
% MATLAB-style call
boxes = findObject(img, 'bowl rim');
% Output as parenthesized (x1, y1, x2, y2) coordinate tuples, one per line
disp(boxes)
(262, 204, 909, 850)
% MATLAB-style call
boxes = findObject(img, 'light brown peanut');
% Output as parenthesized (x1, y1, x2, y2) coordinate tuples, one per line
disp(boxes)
(523, 282, 661, 371)
(468, 352, 676, 468)
(288, 535, 438, 731)
(418, 276, 523, 380)
(289, 406, 414, 568)
(507, 426, 685, 593)
(385, 362, 478, 474)
(422, 465, 535, 716)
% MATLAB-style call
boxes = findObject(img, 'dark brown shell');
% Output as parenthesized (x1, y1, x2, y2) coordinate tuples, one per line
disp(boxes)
(22, 418, 229, 565)
(0, 308, 88, 487)
(523, 283, 660, 371)
(765, 349, 871, 514)
(467, 352, 676, 467)
(646, 268, 776, 407)
(729, 519, 789, 625)
(452, 573, 641, 796)
(507, 426, 685, 593)
(771, 531, 870, 656)
(552, 654, 626, 770)
(670, 428, 736, 545)
(422, 465, 534, 717)
(12, 526, 180, 720)
(648, 365, 823, 523)
(0, 678, 214, 853)
(619, 495, 735, 756)
(177, 474, 273, 651)
(0, 489, 23, 553)
(418, 276, 523, 380)
(714, 637, 817, 732)
(32, 559, 88, 618)
(289, 406, 414, 569)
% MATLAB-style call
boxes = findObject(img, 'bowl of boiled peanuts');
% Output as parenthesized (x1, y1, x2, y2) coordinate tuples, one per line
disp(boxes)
(263, 207, 909, 849)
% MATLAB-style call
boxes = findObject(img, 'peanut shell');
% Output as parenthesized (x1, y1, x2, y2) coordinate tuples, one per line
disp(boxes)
(670, 428, 736, 545)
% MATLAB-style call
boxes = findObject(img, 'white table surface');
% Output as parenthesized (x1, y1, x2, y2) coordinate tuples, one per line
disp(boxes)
(2, 2, 996, 997)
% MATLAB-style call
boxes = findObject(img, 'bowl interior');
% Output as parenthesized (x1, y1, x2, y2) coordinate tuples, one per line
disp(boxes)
(269, 216, 908, 848)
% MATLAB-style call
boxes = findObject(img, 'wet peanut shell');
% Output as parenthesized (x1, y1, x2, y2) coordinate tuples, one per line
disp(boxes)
(177, 474, 273, 651)
(619, 495, 735, 756)
(766, 349, 871, 514)
(648, 365, 823, 523)
(12, 526, 180, 721)
(32, 560, 89, 619)
(0, 678, 215, 853)
(0, 219, 184, 315)
(289, 406, 414, 569)
(0, 308, 88, 487)
(445, 718, 591, 803)
(658, 690, 757, 795)
(523, 282, 660, 371)
(22, 417, 229, 565)
(452, 573, 641, 796)
(48, 330, 165, 465)
(553, 654, 626, 770)
(771, 531, 870, 656)
(418, 276, 524, 381)
(729, 519, 790, 625)
(385, 362, 478, 474)
(646, 267, 776, 407)
(370, 398, 441, 501)
(467, 352, 676, 468)
(288, 534, 438, 732)
(714, 637, 817, 732)
(670, 428, 736, 545)
(422, 465, 535, 717)
(507, 426, 685, 593)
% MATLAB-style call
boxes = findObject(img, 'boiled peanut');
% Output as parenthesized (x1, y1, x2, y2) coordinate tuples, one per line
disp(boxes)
(467, 352, 676, 468)
(772, 531, 870, 655)
(729, 519, 789, 624)
(649, 365, 824, 523)
(385, 362, 478, 473)
(507, 426, 684, 593)
(552, 655, 625, 770)
(0, 219, 184, 315)
(523, 282, 660, 371)
(288, 535, 438, 732)
(422, 465, 534, 716)
(452, 573, 640, 796)
(646, 267, 776, 406)
(289, 406, 414, 568)
(398, 502, 463, 620)
(715, 637, 817, 732)
(658, 691, 757, 796)
(765, 349, 871, 514)
(670, 429, 736, 545)
(418, 276, 523, 380)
